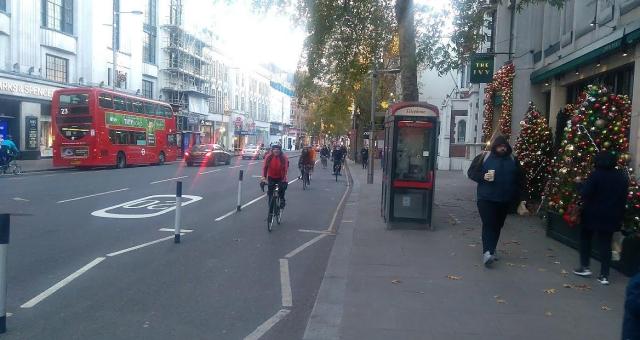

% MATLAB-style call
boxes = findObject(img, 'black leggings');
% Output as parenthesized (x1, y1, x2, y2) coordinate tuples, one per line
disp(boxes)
(579, 227, 613, 277)
(477, 200, 510, 254)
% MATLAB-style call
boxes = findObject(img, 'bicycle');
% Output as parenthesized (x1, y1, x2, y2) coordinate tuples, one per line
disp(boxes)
(333, 160, 342, 182)
(262, 181, 283, 232)
(1, 159, 22, 175)
(301, 165, 312, 190)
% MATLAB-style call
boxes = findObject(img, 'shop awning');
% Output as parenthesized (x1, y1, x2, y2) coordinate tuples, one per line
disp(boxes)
(530, 22, 640, 84)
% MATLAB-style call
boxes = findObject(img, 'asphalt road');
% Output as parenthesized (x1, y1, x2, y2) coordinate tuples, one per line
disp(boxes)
(0, 153, 349, 339)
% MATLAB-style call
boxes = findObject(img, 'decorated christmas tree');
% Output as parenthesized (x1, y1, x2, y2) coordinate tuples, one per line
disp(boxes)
(545, 85, 633, 232)
(514, 102, 553, 202)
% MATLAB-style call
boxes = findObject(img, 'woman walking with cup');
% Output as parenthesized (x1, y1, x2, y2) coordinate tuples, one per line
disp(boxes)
(468, 135, 526, 267)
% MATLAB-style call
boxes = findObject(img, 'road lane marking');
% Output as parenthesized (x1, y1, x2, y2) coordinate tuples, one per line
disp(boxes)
(243, 309, 290, 340)
(214, 210, 237, 222)
(199, 169, 222, 174)
(57, 188, 129, 203)
(327, 176, 350, 234)
(158, 227, 193, 233)
(106, 235, 176, 257)
(298, 229, 332, 234)
(21, 257, 106, 308)
(91, 195, 202, 219)
(150, 175, 188, 184)
(279, 259, 293, 307)
(229, 165, 242, 169)
(285, 234, 327, 259)
(248, 162, 258, 165)
(13, 197, 29, 202)
(342, 220, 353, 223)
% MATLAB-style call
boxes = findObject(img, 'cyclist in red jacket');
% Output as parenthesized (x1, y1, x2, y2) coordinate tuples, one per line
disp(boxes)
(262, 144, 289, 208)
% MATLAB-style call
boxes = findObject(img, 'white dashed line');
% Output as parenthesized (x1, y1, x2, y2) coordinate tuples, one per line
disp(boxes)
(243, 309, 290, 340)
(21, 257, 106, 308)
(57, 188, 129, 203)
(106, 236, 177, 257)
(150, 176, 188, 184)
(285, 234, 327, 259)
(279, 259, 293, 307)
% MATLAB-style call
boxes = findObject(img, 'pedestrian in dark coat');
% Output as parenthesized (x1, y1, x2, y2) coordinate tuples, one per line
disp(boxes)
(573, 151, 629, 285)
(361, 147, 369, 169)
(468, 135, 525, 267)
(623, 270, 640, 340)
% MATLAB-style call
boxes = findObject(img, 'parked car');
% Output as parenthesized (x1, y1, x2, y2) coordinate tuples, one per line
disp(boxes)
(184, 144, 231, 167)
(241, 144, 266, 159)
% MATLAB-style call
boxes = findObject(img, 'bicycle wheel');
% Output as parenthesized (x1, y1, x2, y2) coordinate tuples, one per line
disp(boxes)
(12, 165, 22, 175)
(276, 203, 282, 224)
(267, 196, 275, 232)
(302, 170, 307, 190)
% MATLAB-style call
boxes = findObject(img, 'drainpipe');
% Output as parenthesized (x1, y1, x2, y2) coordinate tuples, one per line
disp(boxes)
(508, 0, 515, 61)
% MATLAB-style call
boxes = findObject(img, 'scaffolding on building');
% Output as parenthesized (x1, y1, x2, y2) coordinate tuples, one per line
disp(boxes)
(161, 0, 211, 131)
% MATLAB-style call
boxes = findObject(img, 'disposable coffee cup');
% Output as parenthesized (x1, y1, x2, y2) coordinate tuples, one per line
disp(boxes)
(487, 170, 495, 181)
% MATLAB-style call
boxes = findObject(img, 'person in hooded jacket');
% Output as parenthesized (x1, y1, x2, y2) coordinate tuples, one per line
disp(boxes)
(573, 151, 628, 285)
(622, 268, 640, 340)
(468, 135, 525, 267)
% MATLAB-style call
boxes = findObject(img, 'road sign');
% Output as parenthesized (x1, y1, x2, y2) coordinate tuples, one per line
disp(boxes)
(91, 195, 202, 219)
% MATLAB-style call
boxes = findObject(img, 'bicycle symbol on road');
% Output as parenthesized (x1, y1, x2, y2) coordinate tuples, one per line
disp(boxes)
(91, 194, 202, 219)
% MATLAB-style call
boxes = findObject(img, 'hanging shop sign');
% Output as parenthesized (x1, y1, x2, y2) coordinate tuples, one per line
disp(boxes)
(470, 53, 495, 83)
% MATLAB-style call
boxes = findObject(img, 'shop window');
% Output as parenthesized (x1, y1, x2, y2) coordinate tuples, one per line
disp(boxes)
(45, 54, 68, 83)
(142, 80, 153, 99)
(567, 65, 635, 103)
(99, 93, 113, 109)
(42, 0, 72, 34)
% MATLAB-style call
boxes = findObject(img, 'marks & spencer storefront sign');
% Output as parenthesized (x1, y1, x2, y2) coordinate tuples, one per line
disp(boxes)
(0, 79, 58, 100)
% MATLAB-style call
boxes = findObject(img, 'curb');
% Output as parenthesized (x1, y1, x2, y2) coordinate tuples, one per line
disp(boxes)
(302, 161, 356, 340)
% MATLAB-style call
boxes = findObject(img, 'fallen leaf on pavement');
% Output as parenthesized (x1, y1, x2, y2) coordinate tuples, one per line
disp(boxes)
(519, 264, 527, 268)
(561, 269, 569, 275)
(547, 248, 554, 251)
(544, 288, 557, 294)
(507, 262, 515, 267)
(493, 295, 501, 299)
(496, 299, 507, 304)
(391, 279, 402, 284)
(446, 275, 462, 280)
(519, 256, 529, 260)
(414, 291, 425, 294)
(601, 305, 612, 311)
(573, 284, 592, 291)
(538, 268, 548, 272)
(545, 311, 553, 316)
(563, 284, 573, 288)
(468, 243, 477, 247)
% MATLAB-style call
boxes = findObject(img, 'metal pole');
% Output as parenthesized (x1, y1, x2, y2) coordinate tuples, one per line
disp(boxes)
(367, 71, 377, 184)
(0, 214, 9, 333)
(237, 170, 244, 211)
(112, 7, 117, 90)
(174, 181, 182, 243)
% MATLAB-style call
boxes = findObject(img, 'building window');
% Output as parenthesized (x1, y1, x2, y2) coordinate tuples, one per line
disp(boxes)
(45, 54, 68, 83)
(0, 0, 6, 12)
(142, 80, 153, 99)
(144, 0, 156, 27)
(114, 0, 120, 51)
(143, 32, 155, 63)
(42, 0, 73, 34)
(457, 120, 466, 143)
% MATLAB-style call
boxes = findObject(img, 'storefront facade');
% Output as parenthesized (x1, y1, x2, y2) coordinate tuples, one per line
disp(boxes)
(0, 75, 66, 159)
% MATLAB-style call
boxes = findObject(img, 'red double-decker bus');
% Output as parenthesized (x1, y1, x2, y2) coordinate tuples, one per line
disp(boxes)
(52, 87, 178, 168)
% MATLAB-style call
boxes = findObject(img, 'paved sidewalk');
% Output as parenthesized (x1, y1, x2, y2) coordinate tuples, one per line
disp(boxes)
(14, 158, 70, 173)
(304, 161, 629, 340)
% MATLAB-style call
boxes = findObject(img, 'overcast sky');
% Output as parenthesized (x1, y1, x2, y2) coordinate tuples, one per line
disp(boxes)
(185, 0, 454, 72)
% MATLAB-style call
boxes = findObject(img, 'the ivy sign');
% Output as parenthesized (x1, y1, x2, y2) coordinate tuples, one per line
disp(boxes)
(470, 53, 494, 84)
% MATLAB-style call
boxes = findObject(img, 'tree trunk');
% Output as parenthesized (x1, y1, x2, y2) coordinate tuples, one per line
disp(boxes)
(395, 0, 419, 101)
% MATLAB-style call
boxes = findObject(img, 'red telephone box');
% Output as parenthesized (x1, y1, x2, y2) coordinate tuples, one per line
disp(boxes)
(381, 102, 439, 228)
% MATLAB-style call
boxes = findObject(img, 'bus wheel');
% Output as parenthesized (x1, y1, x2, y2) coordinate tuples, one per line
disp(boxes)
(158, 152, 166, 165)
(116, 152, 126, 169)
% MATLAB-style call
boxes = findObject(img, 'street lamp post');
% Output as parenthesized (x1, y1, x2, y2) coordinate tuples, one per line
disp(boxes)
(112, 6, 143, 90)
(368, 68, 400, 184)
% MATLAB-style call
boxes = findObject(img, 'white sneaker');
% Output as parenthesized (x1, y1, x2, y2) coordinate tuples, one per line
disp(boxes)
(573, 267, 593, 277)
(483, 251, 494, 267)
(597, 276, 610, 285)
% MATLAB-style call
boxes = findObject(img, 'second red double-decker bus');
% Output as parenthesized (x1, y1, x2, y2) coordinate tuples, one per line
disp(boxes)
(52, 87, 179, 168)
